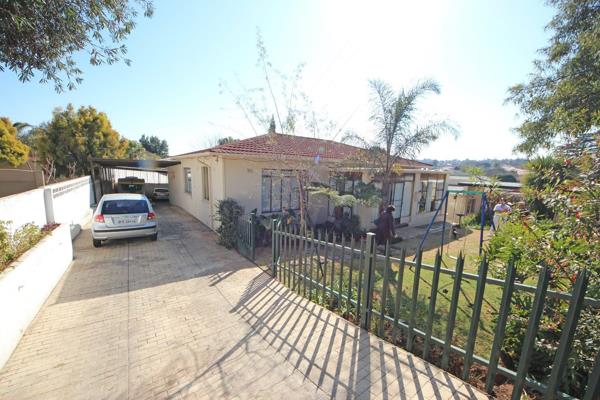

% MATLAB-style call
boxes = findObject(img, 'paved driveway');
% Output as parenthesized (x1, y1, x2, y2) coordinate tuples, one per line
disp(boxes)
(0, 205, 488, 400)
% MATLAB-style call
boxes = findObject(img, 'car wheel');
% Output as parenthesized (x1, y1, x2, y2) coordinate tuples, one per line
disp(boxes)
(93, 239, 102, 248)
(151, 233, 158, 241)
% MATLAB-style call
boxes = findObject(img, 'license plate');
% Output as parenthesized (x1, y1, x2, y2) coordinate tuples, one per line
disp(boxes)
(115, 217, 137, 225)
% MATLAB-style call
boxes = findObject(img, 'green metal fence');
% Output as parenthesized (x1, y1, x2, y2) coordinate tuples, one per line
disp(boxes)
(236, 212, 256, 262)
(270, 223, 600, 400)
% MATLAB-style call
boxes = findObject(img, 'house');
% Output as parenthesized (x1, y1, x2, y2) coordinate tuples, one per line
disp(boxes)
(445, 175, 523, 223)
(167, 133, 449, 231)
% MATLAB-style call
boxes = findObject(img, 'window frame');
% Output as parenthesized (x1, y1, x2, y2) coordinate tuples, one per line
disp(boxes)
(261, 169, 303, 213)
(184, 167, 192, 194)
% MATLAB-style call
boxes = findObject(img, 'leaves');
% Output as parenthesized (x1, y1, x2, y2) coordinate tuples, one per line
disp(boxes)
(507, 0, 600, 154)
(0, 118, 29, 166)
(140, 134, 169, 157)
(0, 0, 153, 92)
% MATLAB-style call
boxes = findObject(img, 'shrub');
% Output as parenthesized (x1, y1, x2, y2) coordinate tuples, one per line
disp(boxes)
(214, 199, 243, 249)
(0, 221, 48, 272)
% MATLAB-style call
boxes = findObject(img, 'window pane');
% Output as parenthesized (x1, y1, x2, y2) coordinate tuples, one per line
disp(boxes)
(282, 176, 291, 210)
(272, 176, 282, 211)
(290, 176, 300, 210)
(261, 175, 271, 212)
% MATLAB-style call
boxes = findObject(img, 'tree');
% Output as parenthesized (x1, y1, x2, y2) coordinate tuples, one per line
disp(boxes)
(507, 0, 599, 154)
(35, 105, 127, 177)
(488, 1, 600, 395)
(140, 134, 169, 157)
(0, 118, 29, 166)
(217, 136, 238, 146)
(0, 0, 153, 92)
(345, 79, 457, 207)
(220, 29, 339, 138)
(268, 116, 276, 134)
(122, 139, 148, 159)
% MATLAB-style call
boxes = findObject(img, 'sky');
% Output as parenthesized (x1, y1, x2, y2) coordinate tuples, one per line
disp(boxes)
(0, 1, 555, 159)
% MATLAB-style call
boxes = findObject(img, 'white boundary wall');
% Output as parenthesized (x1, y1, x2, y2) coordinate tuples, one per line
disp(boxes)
(0, 223, 73, 367)
(0, 176, 94, 237)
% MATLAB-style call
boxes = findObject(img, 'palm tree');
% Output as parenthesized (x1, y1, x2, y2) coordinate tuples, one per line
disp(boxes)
(345, 79, 457, 207)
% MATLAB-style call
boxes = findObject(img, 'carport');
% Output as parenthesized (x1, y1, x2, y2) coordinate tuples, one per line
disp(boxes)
(90, 158, 180, 203)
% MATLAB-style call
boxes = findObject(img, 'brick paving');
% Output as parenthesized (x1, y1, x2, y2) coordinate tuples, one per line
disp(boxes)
(0, 205, 489, 400)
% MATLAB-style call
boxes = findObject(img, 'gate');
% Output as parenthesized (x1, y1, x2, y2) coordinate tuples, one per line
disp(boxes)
(236, 212, 256, 262)
(270, 223, 600, 400)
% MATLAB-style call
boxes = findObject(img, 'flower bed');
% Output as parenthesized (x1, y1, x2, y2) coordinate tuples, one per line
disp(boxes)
(0, 223, 73, 367)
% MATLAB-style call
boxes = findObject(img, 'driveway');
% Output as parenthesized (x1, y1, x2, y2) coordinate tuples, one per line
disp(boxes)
(0, 204, 488, 400)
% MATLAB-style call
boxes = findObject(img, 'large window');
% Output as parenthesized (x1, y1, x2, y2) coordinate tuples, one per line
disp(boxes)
(327, 172, 362, 217)
(201, 166, 209, 200)
(261, 170, 301, 213)
(389, 174, 414, 222)
(431, 177, 445, 211)
(417, 174, 445, 213)
(184, 168, 192, 194)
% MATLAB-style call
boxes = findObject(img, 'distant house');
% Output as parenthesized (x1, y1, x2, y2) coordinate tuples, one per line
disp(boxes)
(445, 175, 523, 222)
(167, 133, 449, 230)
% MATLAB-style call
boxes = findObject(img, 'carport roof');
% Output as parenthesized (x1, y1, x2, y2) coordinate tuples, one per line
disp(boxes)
(90, 158, 180, 170)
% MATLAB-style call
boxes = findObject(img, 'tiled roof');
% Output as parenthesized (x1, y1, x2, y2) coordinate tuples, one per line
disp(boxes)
(177, 133, 431, 167)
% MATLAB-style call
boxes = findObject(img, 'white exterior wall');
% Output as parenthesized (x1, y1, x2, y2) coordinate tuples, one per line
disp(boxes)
(168, 155, 223, 229)
(0, 176, 94, 236)
(46, 177, 94, 236)
(223, 158, 331, 223)
(0, 187, 46, 232)
(0, 223, 72, 368)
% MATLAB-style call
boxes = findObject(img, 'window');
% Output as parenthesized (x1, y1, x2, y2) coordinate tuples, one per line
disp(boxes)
(327, 172, 362, 218)
(184, 168, 192, 193)
(102, 200, 148, 214)
(418, 180, 430, 213)
(418, 174, 446, 213)
(261, 170, 302, 213)
(431, 177, 445, 211)
(201, 166, 209, 200)
(388, 174, 415, 221)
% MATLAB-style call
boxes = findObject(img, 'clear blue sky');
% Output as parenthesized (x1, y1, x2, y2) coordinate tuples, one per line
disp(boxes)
(0, 0, 554, 159)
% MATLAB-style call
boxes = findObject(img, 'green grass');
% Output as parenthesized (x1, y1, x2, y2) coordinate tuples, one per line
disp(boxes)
(272, 229, 508, 361)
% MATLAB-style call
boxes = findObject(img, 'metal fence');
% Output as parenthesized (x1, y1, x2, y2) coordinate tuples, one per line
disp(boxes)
(270, 222, 600, 400)
(236, 212, 257, 262)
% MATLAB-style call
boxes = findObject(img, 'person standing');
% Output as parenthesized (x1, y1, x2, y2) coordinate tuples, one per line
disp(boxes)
(376, 205, 396, 245)
(493, 198, 511, 231)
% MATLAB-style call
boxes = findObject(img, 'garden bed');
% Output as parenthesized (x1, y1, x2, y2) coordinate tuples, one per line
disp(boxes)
(0, 223, 73, 367)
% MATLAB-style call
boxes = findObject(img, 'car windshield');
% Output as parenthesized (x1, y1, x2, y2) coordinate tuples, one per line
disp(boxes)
(102, 199, 149, 215)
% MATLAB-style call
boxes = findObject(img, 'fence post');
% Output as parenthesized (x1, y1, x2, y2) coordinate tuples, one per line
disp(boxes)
(271, 219, 277, 276)
(511, 266, 550, 400)
(250, 211, 256, 261)
(546, 269, 589, 399)
(360, 232, 376, 331)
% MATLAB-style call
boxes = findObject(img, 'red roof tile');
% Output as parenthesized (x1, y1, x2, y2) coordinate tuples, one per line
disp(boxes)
(177, 133, 430, 168)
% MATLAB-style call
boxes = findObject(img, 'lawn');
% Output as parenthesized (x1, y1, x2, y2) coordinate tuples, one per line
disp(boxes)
(269, 227, 511, 363)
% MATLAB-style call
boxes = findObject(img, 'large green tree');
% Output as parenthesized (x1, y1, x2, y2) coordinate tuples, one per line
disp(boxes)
(488, 1, 600, 397)
(0, 117, 29, 166)
(139, 134, 168, 157)
(0, 0, 153, 92)
(507, 0, 599, 154)
(35, 105, 127, 177)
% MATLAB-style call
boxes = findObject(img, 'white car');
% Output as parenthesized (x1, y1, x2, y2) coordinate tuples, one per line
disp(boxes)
(151, 187, 169, 201)
(92, 193, 158, 247)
